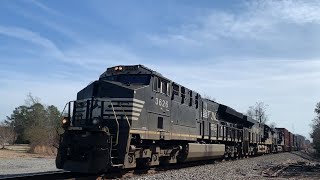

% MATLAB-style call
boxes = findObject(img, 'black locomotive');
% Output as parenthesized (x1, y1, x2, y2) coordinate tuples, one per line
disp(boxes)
(56, 65, 303, 173)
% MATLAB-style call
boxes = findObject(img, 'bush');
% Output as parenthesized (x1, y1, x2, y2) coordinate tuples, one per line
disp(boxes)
(5, 94, 61, 154)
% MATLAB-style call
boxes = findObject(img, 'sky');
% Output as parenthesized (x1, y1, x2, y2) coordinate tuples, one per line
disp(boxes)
(0, 0, 319, 139)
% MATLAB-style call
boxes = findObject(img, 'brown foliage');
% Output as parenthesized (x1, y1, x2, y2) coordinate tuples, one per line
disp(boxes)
(31, 145, 57, 155)
(0, 123, 15, 149)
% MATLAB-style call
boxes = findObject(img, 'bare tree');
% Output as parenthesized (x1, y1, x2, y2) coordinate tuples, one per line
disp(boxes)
(24, 92, 40, 107)
(247, 101, 269, 124)
(269, 122, 277, 129)
(0, 122, 15, 149)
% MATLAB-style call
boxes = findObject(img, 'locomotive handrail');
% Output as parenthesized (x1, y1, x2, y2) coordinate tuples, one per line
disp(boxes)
(119, 103, 130, 128)
(119, 103, 131, 152)
(110, 102, 119, 147)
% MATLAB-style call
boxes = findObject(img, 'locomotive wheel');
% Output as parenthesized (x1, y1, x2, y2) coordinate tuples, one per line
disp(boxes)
(224, 153, 229, 160)
(230, 152, 235, 159)
(234, 152, 238, 159)
(136, 158, 150, 169)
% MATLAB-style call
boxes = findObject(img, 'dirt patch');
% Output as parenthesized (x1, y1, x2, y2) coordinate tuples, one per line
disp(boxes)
(0, 149, 55, 159)
(279, 162, 320, 179)
(262, 152, 320, 179)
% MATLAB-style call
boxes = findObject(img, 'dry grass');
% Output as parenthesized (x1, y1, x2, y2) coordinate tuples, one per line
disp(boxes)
(31, 145, 57, 155)
(4, 144, 30, 152)
(0, 149, 55, 159)
(0, 144, 55, 159)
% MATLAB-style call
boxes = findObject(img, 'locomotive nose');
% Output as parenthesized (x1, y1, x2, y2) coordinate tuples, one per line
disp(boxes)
(56, 130, 112, 173)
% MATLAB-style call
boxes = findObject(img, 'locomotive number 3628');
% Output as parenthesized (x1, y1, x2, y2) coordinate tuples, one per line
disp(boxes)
(155, 98, 168, 108)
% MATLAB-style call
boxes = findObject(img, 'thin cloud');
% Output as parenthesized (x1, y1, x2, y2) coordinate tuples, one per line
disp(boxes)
(0, 26, 141, 70)
(148, 0, 320, 46)
(27, 0, 62, 16)
(0, 25, 64, 59)
(249, 0, 320, 24)
(7, 2, 83, 44)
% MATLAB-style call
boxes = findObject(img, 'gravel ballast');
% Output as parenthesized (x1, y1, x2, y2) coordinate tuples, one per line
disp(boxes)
(0, 157, 58, 177)
(0, 151, 317, 179)
(129, 152, 316, 180)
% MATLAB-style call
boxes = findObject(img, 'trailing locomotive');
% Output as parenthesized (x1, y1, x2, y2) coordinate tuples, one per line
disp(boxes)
(56, 65, 303, 173)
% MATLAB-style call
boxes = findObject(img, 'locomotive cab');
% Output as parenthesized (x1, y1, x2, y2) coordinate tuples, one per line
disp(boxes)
(56, 65, 156, 173)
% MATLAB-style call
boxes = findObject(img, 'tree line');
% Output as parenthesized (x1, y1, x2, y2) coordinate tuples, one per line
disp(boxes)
(311, 102, 320, 155)
(0, 94, 61, 151)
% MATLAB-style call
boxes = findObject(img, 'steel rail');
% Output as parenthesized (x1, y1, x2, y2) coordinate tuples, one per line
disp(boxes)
(0, 170, 98, 180)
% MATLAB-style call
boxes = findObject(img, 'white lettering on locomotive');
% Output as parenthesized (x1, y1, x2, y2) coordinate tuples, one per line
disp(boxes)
(155, 98, 168, 108)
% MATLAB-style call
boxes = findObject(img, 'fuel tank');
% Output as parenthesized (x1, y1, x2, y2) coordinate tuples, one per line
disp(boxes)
(182, 143, 225, 162)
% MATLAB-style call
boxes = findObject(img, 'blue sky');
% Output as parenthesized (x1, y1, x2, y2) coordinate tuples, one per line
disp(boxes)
(0, 0, 319, 139)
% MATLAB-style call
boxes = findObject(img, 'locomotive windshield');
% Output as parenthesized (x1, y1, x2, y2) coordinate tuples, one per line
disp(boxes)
(103, 74, 151, 85)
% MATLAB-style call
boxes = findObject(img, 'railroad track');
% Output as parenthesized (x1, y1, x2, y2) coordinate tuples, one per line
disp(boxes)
(0, 158, 233, 180)
(0, 152, 298, 180)
(0, 170, 99, 180)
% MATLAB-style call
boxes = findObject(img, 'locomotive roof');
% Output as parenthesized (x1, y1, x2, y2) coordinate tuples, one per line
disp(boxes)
(217, 103, 243, 119)
(100, 64, 171, 81)
(214, 102, 249, 126)
(242, 115, 256, 127)
(243, 116, 257, 123)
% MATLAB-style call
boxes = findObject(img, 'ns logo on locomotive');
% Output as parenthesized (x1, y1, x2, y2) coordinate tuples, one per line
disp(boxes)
(56, 65, 302, 173)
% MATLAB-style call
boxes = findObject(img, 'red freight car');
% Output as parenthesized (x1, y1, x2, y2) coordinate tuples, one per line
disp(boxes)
(276, 128, 290, 152)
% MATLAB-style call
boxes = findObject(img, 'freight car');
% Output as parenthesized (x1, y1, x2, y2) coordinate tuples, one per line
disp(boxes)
(56, 65, 300, 173)
(276, 128, 290, 152)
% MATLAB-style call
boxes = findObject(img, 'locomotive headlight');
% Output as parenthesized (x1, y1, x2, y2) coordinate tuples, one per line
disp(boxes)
(92, 118, 100, 125)
(61, 117, 70, 128)
(62, 119, 68, 124)
(118, 66, 123, 70)
(114, 66, 119, 71)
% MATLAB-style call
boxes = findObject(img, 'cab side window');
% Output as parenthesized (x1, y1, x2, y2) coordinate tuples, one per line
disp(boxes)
(195, 93, 199, 109)
(160, 80, 170, 96)
(189, 90, 193, 106)
(172, 83, 179, 100)
(181, 86, 185, 104)
(153, 77, 158, 91)
(172, 83, 179, 96)
(161, 81, 167, 94)
(158, 78, 161, 90)
(153, 76, 170, 96)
